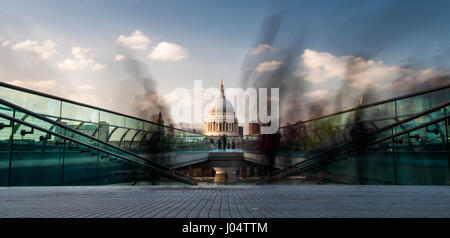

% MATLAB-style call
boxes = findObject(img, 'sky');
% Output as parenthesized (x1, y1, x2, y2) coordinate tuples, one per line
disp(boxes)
(1, 0, 449, 125)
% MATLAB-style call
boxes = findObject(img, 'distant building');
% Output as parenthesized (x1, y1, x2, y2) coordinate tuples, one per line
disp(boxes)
(248, 122, 260, 135)
(69, 121, 109, 141)
(97, 121, 110, 141)
(204, 80, 239, 136)
(73, 124, 96, 136)
(238, 126, 243, 136)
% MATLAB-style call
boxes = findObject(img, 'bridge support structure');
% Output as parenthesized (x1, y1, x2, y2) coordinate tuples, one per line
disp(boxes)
(213, 167, 237, 184)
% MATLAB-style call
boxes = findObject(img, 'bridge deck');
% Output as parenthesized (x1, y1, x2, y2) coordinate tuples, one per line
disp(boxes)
(0, 185, 449, 218)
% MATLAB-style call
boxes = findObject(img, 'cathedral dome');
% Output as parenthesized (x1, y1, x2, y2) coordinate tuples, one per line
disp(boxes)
(209, 97, 235, 115)
(208, 79, 234, 115)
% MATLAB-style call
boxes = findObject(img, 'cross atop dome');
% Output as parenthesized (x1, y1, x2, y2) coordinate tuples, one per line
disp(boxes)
(219, 79, 225, 99)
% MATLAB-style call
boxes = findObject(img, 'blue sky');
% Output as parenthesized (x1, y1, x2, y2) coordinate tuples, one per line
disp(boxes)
(1, 0, 449, 122)
(1, 0, 271, 88)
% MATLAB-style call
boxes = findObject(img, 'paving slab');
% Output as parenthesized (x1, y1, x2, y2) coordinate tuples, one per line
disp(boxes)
(0, 185, 449, 218)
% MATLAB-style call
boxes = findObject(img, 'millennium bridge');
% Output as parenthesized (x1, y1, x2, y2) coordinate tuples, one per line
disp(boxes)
(0, 81, 449, 217)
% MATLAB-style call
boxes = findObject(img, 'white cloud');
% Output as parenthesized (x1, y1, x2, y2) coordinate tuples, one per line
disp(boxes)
(75, 84, 95, 91)
(255, 60, 282, 72)
(8, 80, 67, 95)
(114, 54, 125, 61)
(299, 49, 350, 83)
(2, 40, 10, 47)
(58, 47, 106, 71)
(299, 49, 445, 90)
(250, 44, 273, 55)
(115, 30, 150, 50)
(11, 39, 57, 59)
(384, 68, 446, 91)
(304, 90, 332, 100)
(148, 41, 189, 61)
(8, 79, 102, 106)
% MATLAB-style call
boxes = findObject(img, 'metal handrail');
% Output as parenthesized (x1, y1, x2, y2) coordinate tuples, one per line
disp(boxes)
(0, 97, 206, 179)
(278, 101, 449, 145)
(280, 84, 450, 129)
(259, 101, 450, 182)
(2, 81, 448, 135)
(0, 81, 206, 136)
(272, 115, 450, 181)
(0, 112, 198, 185)
(279, 113, 419, 133)
(271, 100, 449, 151)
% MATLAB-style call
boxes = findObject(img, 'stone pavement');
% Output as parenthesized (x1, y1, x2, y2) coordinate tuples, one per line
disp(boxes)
(0, 185, 449, 218)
